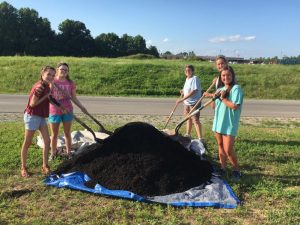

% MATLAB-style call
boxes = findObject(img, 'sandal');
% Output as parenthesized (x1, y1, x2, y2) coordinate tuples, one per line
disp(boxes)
(67, 152, 74, 160)
(41, 165, 51, 175)
(49, 153, 57, 161)
(21, 167, 30, 177)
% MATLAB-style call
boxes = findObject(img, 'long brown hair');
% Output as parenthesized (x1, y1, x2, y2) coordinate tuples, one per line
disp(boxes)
(217, 66, 237, 98)
(40, 65, 55, 85)
(57, 62, 72, 82)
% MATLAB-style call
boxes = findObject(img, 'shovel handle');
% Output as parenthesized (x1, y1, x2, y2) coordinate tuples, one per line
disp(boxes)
(175, 95, 220, 135)
(49, 95, 101, 143)
(187, 78, 217, 116)
(53, 83, 108, 133)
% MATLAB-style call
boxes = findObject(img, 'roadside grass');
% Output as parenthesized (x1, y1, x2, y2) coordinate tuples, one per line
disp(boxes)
(1, 56, 300, 99)
(0, 116, 299, 224)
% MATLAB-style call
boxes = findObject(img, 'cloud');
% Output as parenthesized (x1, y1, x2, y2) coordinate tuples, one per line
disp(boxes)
(209, 35, 256, 43)
(163, 38, 169, 42)
(146, 40, 152, 46)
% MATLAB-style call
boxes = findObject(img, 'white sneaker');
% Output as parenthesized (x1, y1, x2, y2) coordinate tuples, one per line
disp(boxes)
(198, 138, 205, 144)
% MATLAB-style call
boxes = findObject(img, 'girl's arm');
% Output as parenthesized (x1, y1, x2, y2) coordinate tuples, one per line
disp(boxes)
(220, 97, 240, 110)
(29, 92, 50, 108)
(219, 87, 241, 110)
(176, 89, 197, 104)
(71, 88, 88, 113)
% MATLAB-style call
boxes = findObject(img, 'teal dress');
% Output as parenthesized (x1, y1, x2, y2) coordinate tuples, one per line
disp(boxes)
(212, 85, 243, 137)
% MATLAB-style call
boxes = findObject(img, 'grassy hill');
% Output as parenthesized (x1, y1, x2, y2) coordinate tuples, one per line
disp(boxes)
(1, 56, 299, 99)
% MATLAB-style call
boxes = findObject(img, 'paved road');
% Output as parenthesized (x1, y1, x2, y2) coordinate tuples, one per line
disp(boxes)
(0, 94, 299, 117)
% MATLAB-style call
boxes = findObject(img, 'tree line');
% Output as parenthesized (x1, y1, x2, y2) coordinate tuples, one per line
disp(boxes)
(0, 1, 159, 57)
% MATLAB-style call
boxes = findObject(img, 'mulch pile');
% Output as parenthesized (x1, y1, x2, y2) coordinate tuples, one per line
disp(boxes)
(55, 122, 213, 196)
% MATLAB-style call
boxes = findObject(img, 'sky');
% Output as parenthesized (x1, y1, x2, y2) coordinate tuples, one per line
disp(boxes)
(3, 0, 300, 59)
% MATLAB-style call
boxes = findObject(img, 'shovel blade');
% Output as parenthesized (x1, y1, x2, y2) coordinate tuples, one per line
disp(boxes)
(161, 129, 176, 136)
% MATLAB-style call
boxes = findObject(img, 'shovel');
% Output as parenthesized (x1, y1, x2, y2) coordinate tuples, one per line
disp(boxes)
(163, 79, 216, 129)
(163, 94, 220, 137)
(52, 83, 111, 135)
(49, 95, 103, 144)
(187, 78, 217, 117)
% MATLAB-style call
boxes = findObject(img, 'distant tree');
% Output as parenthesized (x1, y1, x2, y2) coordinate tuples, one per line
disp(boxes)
(120, 34, 132, 56)
(57, 19, 95, 56)
(132, 35, 147, 54)
(163, 51, 173, 55)
(18, 7, 56, 55)
(120, 34, 148, 56)
(188, 51, 196, 57)
(0, 1, 161, 58)
(0, 2, 19, 55)
(147, 45, 159, 58)
(95, 32, 121, 57)
(279, 55, 300, 64)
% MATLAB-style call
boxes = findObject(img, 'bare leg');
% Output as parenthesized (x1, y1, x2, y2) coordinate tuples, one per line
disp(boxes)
(50, 122, 60, 156)
(39, 124, 51, 167)
(222, 135, 239, 170)
(186, 118, 192, 135)
(20, 129, 35, 176)
(63, 120, 72, 154)
(214, 132, 227, 169)
(193, 118, 202, 139)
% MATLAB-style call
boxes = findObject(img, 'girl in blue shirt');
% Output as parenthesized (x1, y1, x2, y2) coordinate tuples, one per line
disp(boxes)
(212, 66, 243, 179)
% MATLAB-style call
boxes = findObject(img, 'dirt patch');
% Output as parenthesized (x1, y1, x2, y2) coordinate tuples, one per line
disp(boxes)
(55, 122, 213, 196)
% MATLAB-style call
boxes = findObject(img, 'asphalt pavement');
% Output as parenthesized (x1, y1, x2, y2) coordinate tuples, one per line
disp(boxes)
(0, 94, 299, 118)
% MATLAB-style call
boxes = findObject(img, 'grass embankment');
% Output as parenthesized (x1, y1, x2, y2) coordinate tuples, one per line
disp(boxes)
(0, 56, 300, 99)
(0, 116, 299, 224)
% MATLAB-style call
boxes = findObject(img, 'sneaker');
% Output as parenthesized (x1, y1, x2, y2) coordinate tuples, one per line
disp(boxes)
(184, 134, 192, 138)
(66, 152, 74, 160)
(42, 165, 51, 175)
(232, 170, 242, 180)
(198, 138, 206, 144)
(213, 168, 225, 177)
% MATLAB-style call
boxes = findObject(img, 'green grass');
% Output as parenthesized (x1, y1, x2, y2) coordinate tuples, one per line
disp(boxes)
(0, 115, 299, 224)
(1, 56, 300, 99)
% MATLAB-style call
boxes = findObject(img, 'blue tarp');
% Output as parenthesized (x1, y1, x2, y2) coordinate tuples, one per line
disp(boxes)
(44, 172, 240, 208)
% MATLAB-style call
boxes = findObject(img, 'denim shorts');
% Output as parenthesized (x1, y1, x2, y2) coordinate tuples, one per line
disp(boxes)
(48, 113, 74, 123)
(24, 113, 47, 130)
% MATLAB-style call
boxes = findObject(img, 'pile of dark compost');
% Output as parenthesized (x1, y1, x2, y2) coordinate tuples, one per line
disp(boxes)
(55, 122, 213, 196)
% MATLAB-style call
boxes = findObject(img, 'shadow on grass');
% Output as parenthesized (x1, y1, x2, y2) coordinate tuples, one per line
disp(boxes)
(241, 139, 300, 147)
(205, 150, 299, 203)
(1, 189, 33, 199)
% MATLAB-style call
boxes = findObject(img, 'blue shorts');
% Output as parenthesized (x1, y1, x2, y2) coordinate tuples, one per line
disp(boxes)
(48, 113, 74, 123)
(24, 113, 47, 130)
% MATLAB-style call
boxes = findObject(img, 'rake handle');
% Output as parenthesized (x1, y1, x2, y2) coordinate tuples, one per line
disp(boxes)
(163, 103, 179, 129)
(163, 92, 183, 129)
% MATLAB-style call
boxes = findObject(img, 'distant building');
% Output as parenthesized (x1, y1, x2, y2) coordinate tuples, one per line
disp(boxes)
(199, 56, 253, 64)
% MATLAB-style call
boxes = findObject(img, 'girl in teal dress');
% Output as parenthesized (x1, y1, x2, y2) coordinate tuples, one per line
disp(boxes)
(212, 66, 243, 179)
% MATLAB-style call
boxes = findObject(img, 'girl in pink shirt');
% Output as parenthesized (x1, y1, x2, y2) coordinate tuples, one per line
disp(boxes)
(49, 62, 87, 159)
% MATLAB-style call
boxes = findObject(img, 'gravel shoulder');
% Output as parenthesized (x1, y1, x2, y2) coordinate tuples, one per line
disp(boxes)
(1, 113, 299, 128)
